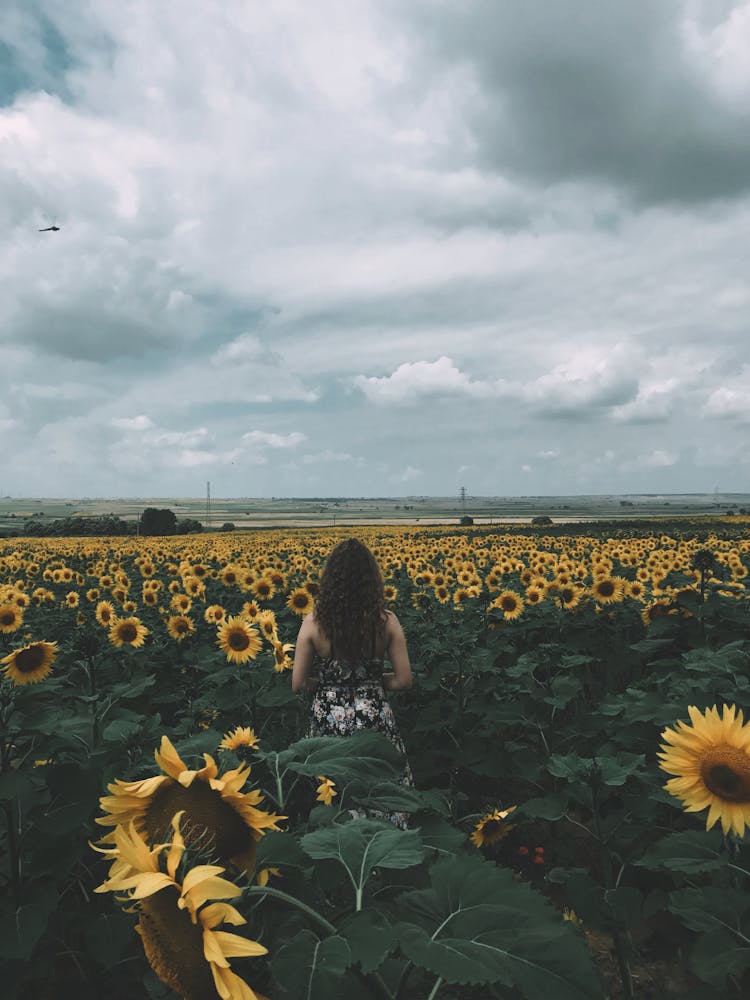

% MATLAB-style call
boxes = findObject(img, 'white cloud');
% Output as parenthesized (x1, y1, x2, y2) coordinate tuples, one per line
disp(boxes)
(354, 356, 493, 403)
(110, 415, 154, 431)
(242, 430, 306, 448)
(641, 450, 678, 468)
(703, 383, 750, 420)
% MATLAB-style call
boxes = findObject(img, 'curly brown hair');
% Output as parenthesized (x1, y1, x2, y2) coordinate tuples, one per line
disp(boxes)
(314, 538, 386, 661)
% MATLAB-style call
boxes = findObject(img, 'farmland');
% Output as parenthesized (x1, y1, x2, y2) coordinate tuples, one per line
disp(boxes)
(2, 520, 750, 998)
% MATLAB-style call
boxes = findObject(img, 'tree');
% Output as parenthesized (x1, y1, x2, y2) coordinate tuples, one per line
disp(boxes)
(220, 522, 236, 532)
(176, 518, 204, 534)
(140, 508, 177, 536)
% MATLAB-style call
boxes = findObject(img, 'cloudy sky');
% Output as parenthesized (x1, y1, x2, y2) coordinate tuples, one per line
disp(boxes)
(2, 0, 750, 498)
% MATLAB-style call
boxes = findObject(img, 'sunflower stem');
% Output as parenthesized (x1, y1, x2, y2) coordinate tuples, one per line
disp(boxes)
(426, 975, 443, 1000)
(3, 799, 22, 906)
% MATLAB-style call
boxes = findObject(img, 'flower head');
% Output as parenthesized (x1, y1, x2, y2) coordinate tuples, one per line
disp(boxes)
(659, 703, 750, 837)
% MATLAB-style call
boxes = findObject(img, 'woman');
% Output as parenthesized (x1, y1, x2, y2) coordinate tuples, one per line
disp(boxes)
(292, 538, 413, 824)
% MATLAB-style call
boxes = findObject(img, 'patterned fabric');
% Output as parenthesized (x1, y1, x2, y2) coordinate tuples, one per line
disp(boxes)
(309, 655, 413, 829)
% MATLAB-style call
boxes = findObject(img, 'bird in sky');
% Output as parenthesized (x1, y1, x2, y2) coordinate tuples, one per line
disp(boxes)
(38, 225, 60, 232)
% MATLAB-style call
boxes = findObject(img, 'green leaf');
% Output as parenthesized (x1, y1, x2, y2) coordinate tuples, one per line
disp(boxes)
(0, 904, 51, 961)
(417, 815, 468, 855)
(397, 855, 601, 997)
(302, 819, 423, 903)
(349, 782, 449, 816)
(84, 913, 135, 968)
(102, 718, 142, 742)
(255, 831, 312, 871)
(338, 910, 396, 973)
(635, 829, 726, 873)
(669, 887, 750, 933)
(285, 731, 404, 784)
(271, 929, 351, 999)
(517, 794, 569, 821)
(689, 927, 750, 988)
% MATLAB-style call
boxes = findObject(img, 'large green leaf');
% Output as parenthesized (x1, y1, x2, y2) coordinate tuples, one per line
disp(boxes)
(271, 929, 351, 999)
(635, 829, 726, 873)
(338, 910, 396, 973)
(397, 855, 601, 997)
(668, 887, 750, 933)
(349, 781, 449, 816)
(302, 819, 423, 905)
(285, 731, 404, 784)
(689, 927, 750, 988)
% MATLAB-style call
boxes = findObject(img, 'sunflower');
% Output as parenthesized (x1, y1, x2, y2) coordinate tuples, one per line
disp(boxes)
(524, 585, 543, 606)
(66, 591, 80, 608)
(86, 588, 101, 602)
(591, 577, 624, 604)
(1, 640, 58, 686)
(241, 601, 260, 621)
(109, 616, 150, 649)
(96, 736, 285, 875)
(250, 578, 274, 601)
(559, 585, 582, 611)
(316, 776, 337, 806)
(383, 585, 398, 602)
(470, 806, 516, 847)
(257, 611, 278, 643)
(170, 593, 192, 614)
(219, 727, 260, 752)
(167, 615, 195, 642)
(220, 565, 240, 587)
(94, 815, 268, 1000)
(641, 598, 672, 627)
(0, 604, 23, 634)
(286, 588, 313, 616)
(204, 604, 226, 624)
(217, 616, 262, 665)
(491, 591, 524, 621)
(96, 600, 116, 626)
(659, 704, 750, 836)
(272, 641, 294, 673)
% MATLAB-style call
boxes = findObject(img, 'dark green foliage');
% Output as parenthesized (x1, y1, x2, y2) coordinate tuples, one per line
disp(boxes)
(139, 507, 177, 535)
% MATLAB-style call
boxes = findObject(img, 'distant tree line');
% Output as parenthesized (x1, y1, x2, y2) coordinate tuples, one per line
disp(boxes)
(2, 508, 205, 538)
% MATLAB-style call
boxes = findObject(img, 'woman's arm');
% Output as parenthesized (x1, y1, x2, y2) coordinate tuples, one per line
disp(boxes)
(292, 615, 318, 694)
(382, 612, 412, 691)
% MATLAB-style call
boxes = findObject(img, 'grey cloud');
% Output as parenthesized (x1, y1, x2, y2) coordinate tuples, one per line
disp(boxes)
(404, 0, 750, 205)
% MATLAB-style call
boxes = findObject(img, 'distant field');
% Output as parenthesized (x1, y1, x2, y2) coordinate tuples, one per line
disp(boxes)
(1, 492, 749, 534)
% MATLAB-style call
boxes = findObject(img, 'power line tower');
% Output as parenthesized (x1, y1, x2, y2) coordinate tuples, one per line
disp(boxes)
(206, 481, 211, 528)
(460, 485, 467, 517)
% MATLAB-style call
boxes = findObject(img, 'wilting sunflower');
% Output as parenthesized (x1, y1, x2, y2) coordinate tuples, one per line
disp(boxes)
(96, 736, 285, 875)
(470, 806, 516, 847)
(0, 603, 23, 634)
(316, 776, 337, 806)
(167, 615, 195, 642)
(217, 616, 262, 665)
(272, 641, 294, 673)
(1, 640, 58, 686)
(219, 727, 260, 752)
(109, 616, 149, 649)
(94, 815, 268, 1000)
(641, 598, 672, 627)
(491, 591, 524, 621)
(286, 588, 313, 616)
(659, 704, 750, 836)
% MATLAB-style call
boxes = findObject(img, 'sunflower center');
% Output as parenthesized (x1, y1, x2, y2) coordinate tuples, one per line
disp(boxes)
(146, 778, 254, 862)
(501, 597, 517, 611)
(293, 594, 308, 608)
(228, 630, 250, 651)
(0, 611, 17, 626)
(139, 888, 216, 1000)
(700, 746, 750, 802)
(119, 623, 138, 642)
(14, 646, 45, 672)
(597, 581, 615, 597)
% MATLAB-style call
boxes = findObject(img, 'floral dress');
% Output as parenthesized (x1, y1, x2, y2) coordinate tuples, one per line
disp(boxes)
(309, 655, 413, 828)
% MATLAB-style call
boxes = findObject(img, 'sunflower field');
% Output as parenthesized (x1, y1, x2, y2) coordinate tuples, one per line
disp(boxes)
(2, 522, 750, 999)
